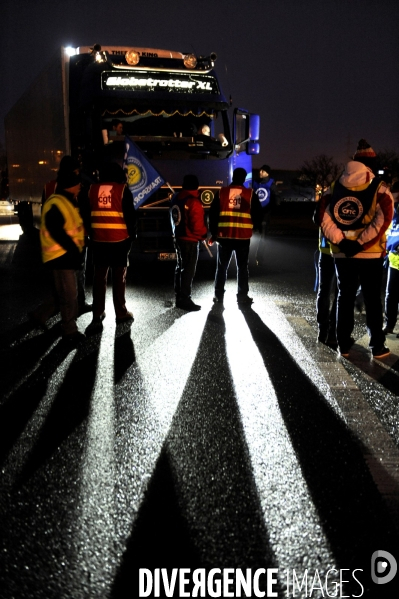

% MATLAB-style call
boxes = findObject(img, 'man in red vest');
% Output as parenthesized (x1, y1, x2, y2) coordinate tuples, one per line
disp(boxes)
(170, 174, 207, 311)
(209, 168, 262, 305)
(84, 162, 137, 334)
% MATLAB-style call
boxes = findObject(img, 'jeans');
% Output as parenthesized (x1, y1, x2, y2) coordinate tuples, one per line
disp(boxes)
(215, 239, 250, 297)
(174, 239, 199, 300)
(316, 252, 337, 341)
(334, 257, 385, 350)
(385, 265, 399, 329)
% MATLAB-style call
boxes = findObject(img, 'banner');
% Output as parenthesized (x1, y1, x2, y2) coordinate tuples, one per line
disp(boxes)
(123, 137, 165, 209)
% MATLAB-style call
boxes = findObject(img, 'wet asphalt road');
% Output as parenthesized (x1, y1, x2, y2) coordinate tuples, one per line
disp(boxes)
(0, 224, 399, 599)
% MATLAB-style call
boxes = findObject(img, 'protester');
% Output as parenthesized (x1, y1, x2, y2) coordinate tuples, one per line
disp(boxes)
(36, 155, 92, 319)
(209, 167, 262, 305)
(170, 174, 207, 311)
(321, 161, 393, 359)
(85, 162, 136, 334)
(313, 199, 338, 348)
(252, 164, 277, 234)
(39, 165, 86, 344)
(384, 180, 399, 336)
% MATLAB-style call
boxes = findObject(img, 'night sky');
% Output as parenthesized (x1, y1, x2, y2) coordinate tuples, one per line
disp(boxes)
(1, 0, 398, 170)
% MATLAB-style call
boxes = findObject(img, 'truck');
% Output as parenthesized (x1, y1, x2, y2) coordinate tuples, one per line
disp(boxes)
(5, 44, 260, 257)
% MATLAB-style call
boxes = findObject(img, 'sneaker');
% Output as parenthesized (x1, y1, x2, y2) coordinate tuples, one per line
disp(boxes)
(85, 312, 106, 335)
(176, 299, 201, 312)
(115, 311, 134, 324)
(237, 295, 253, 305)
(383, 326, 394, 335)
(372, 346, 390, 359)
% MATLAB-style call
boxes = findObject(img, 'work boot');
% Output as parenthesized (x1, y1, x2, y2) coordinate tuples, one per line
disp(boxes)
(213, 292, 224, 304)
(237, 294, 253, 305)
(85, 312, 106, 335)
(116, 311, 134, 324)
(176, 298, 201, 311)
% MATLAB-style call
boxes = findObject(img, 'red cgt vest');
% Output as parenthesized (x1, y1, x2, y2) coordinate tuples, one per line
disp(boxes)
(89, 182, 129, 242)
(217, 185, 253, 239)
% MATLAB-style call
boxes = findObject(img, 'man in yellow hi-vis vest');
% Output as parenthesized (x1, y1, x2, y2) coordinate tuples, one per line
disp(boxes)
(209, 168, 262, 305)
(40, 167, 85, 344)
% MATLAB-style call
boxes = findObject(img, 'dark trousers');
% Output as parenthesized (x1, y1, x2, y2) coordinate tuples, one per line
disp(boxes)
(174, 239, 199, 300)
(334, 257, 385, 350)
(77, 246, 88, 310)
(385, 265, 399, 329)
(92, 265, 128, 319)
(215, 239, 250, 297)
(316, 251, 337, 341)
(31, 249, 87, 325)
(52, 269, 79, 336)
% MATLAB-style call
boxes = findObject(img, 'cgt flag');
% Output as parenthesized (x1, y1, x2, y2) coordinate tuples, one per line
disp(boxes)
(123, 136, 165, 209)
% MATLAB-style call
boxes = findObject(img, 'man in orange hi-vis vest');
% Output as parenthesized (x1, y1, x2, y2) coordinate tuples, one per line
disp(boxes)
(84, 162, 137, 335)
(209, 168, 262, 305)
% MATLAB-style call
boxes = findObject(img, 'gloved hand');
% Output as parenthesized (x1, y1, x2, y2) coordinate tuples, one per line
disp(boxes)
(338, 239, 363, 257)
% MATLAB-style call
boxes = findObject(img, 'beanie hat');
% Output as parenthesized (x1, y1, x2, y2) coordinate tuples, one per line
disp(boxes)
(353, 139, 376, 161)
(260, 165, 271, 174)
(339, 161, 374, 187)
(56, 170, 81, 190)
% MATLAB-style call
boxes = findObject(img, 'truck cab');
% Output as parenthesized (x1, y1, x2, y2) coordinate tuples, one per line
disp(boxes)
(5, 45, 260, 254)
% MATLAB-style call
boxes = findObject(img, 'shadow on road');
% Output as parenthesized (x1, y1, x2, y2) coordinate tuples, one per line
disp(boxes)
(240, 306, 399, 597)
(111, 305, 280, 599)
(14, 343, 100, 487)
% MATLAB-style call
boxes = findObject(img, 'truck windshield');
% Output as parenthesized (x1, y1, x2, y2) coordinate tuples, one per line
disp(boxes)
(99, 108, 231, 160)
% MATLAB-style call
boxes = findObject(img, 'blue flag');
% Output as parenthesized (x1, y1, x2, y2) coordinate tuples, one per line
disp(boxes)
(123, 136, 165, 209)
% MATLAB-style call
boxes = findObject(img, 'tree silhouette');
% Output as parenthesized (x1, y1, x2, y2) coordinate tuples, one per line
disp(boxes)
(299, 154, 342, 199)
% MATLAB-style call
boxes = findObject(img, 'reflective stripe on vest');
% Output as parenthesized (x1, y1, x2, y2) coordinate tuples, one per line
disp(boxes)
(217, 186, 253, 239)
(89, 183, 129, 242)
(40, 194, 84, 263)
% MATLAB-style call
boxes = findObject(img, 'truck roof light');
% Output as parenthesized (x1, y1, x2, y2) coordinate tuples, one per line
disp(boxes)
(183, 54, 197, 69)
(95, 51, 107, 63)
(65, 47, 77, 57)
(125, 51, 140, 66)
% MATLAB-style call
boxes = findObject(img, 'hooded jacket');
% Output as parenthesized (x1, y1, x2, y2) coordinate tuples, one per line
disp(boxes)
(321, 161, 393, 258)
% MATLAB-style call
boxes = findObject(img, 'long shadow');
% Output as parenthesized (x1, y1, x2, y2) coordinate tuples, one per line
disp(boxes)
(15, 342, 100, 487)
(114, 327, 136, 384)
(240, 306, 399, 597)
(0, 339, 77, 466)
(0, 324, 62, 400)
(111, 305, 280, 598)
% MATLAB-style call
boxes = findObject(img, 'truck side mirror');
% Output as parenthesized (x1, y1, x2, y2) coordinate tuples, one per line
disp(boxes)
(248, 114, 260, 141)
(247, 141, 260, 155)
